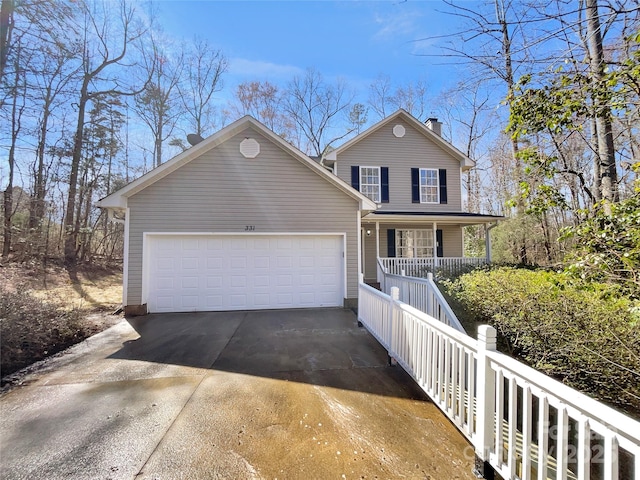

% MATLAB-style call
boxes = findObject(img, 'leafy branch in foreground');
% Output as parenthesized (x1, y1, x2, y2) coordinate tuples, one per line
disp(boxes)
(562, 165, 640, 298)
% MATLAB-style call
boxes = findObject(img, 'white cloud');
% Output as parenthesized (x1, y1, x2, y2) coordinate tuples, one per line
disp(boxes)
(372, 8, 422, 42)
(228, 58, 304, 80)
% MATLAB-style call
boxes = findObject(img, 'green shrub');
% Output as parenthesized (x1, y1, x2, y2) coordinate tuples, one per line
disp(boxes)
(0, 289, 86, 380)
(443, 267, 640, 416)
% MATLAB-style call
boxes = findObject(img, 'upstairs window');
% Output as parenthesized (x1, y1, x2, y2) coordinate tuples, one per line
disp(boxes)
(351, 166, 389, 203)
(411, 168, 448, 204)
(360, 167, 380, 202)
(420, 168, 439, 203)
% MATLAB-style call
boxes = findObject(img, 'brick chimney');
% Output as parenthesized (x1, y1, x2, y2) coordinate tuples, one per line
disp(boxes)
(425, 118, 442, 137)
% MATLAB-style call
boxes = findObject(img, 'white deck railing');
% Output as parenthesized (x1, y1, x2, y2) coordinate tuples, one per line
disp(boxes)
(381, 271, 466, 334)
(379, 256, 487, 279)
(358, 283, 640, 480)
(377, 258, 465, 334)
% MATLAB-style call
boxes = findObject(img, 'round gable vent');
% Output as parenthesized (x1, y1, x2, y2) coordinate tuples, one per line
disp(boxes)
(240, 138, 260, 158)
(392, 124, 406, 138)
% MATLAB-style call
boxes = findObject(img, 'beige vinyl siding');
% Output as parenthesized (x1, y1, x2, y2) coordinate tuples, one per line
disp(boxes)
(441, 227, 463, 257)
(337, 119, 463, 211)
(126, 126, 360, 306)
(362, 224, 463, 279)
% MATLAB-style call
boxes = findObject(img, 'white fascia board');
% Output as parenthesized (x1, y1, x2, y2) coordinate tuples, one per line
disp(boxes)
(362, 213, 502, 225)
(461, 158, 476, 172)
(96, 197, 127, 209)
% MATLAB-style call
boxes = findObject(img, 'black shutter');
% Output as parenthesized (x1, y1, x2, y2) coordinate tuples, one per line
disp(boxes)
(439, 169, 448, 204)
(381, 167, 389, 203)
(351, 166, 360, 190)
(387, 229, 396, 257)
(411, 168, 420, 203)
(436, 229, 444, 258)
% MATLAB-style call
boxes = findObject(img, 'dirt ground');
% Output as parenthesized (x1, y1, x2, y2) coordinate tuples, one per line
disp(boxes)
(0, 261, 124, 384)
(1, 261, 123, 312)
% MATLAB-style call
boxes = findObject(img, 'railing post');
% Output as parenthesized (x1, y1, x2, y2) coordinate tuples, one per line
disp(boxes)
(426, 272, 434, 317)
(388, 286, 400, 366)
(475, 325, 497, 479)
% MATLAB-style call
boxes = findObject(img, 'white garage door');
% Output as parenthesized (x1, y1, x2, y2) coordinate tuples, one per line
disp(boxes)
(145, 234, 344, 313)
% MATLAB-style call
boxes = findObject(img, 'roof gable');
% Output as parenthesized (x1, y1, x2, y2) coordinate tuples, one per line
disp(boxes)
(97, 116, 376, 211)
(328, 109, 475, 171)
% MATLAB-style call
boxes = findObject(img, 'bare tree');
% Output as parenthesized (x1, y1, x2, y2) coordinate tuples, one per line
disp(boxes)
(368, 75, 430, 121)
(179, 37, 228, 137)
(29, 37, 79, 231)
(368, 74, 393, 120)
(389, 79, 430, 120)
(228, 80, 295, 140)
(2, 34, 28, 257)
(283, 67, 355, 157)
(63, 0, 150, 265)
(135, 43, 184, 168)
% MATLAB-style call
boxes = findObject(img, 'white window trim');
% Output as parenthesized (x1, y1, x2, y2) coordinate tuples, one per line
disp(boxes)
(359, 166, 381, 203)
(419, 168, 439, 204)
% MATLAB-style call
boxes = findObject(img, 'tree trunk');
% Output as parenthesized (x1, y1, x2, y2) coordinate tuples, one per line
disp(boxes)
(585, 0, 618, 208)
(30, 102, 51, 230)
(497, 0, 529, 264)
(0, 0, 13, 82)
(155, 121, 163, 168)
(3, 48, 21, 258)
(64, 78, 89, 265)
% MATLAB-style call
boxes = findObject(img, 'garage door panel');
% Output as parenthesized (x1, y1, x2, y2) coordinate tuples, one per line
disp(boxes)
(300, 274, 314, 286)
(204, 294, 223, 309)
(146, 235, 343, 313)
(231, 257, 247, 268)
(254, 256, 270, 269)
(254, 293, 270, 307)
(206, 276, 223, 288)
(230, 294, 248, 308)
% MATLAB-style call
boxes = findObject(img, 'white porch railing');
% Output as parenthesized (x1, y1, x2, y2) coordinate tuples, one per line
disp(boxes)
(379, 256, 487, 279)
(358, 283, 640, 480)
(383, 272, 466, 334)
(377, 258, 466, 334)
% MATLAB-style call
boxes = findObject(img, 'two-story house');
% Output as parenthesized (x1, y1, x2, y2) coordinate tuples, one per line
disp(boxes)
(97, 110, 499, 315)
(326, 109, 501, 284)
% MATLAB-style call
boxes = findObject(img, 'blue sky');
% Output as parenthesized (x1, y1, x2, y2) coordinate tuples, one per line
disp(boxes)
(157, 1, 466, 102)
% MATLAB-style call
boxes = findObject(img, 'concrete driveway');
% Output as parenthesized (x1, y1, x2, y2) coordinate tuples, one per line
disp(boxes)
(0, 308, 477, 479)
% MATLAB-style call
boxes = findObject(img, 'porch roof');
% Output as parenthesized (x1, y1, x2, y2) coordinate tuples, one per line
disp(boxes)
(362, 211, 503, 225)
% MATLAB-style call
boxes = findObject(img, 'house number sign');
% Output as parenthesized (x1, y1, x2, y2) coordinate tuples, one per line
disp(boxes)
(245, 225, 256, 231)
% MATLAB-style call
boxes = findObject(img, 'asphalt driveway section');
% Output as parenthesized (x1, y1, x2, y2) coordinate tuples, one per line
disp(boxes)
(0, 308, 478, 480)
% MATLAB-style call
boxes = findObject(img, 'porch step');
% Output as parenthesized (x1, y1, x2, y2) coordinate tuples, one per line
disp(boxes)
(366, 282, 381, 291)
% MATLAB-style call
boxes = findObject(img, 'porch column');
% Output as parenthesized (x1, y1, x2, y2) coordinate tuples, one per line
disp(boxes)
(433, 221, 438, 268)
(375, 222, 380, 260)
(485, 224, 493, 263)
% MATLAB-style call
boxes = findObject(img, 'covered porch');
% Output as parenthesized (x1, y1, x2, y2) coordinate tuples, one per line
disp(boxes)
(360, 211, 503, 282)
